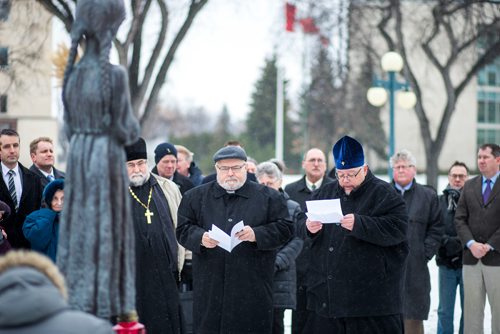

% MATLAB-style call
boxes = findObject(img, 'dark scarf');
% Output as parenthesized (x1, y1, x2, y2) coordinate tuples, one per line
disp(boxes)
(443, 186, 461, 212)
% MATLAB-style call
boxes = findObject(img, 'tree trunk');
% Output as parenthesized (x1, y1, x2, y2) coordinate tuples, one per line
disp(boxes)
(425, 147, 439, 190)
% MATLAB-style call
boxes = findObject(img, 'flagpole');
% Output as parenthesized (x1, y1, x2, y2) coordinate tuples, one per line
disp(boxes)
(276, 66, 284, 161)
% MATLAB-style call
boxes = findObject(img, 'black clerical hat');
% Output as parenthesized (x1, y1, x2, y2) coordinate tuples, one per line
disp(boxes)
(125, 137, 148, 162)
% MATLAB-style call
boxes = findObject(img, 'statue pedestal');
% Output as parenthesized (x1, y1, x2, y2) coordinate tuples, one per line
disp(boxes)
(113, 321, 146, 334)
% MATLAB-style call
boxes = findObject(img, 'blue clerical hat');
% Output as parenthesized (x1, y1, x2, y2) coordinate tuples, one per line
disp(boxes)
(333, 136, 364, 170)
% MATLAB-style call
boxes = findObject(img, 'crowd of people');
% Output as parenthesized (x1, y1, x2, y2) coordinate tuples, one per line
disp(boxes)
(0, 126, 498, 334)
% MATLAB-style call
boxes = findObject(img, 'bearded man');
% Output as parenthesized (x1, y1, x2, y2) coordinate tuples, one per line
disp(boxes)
(176, 145, 293, 334)
(125, 137, 184, 334)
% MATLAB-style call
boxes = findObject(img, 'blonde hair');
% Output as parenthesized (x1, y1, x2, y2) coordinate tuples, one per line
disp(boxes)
(175, 145, 194, 162)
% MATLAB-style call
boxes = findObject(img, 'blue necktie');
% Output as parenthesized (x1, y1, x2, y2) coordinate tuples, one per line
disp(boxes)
(47, 174, 55, 182)
(8, 170, 17, 210)
(483, 179, 492, 204)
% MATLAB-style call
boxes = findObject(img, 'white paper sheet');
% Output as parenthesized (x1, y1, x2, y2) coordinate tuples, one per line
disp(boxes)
(208, 221, 244, 252)
(306, 199, 344, 224)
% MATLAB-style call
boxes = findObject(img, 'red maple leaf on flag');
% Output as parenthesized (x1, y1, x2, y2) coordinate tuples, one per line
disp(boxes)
(299, 17, 319, 34)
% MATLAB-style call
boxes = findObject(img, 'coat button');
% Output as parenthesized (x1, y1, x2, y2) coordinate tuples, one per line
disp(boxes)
(329, 247, 334, 252)
(328, 275, 333, 280)
(228, 218, 233, 222)
(322, 302, 327, 308)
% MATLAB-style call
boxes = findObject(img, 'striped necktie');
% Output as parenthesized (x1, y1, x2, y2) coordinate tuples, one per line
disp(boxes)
(8, 170, 18, 210)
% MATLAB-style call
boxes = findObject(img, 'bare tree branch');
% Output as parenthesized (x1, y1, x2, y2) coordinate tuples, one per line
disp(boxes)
(131, 0, 168, 115)
(140, 0, 209, 126)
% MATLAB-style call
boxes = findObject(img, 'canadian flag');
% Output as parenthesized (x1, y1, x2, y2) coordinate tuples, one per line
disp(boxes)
(285, 2, 320, 35)
(285, 2, 328, 44)
(285, 3, 297, 32)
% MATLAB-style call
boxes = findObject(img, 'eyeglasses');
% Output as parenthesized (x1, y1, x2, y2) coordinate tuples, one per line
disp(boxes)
(126, 160, 147, 169)
(216, 163, 246, 172)
(306, 158, 325, 164)
(392, 165, 414, 171)
(449, 174, 467, 180)
(335, 167, 363, 181)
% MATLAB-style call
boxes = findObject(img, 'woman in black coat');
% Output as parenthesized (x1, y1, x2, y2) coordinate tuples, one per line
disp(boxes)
(256, 162, 305, 334)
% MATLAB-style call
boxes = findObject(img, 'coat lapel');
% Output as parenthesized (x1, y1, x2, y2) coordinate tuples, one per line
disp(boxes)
(486, 176, 500, 205)
(18, 164, 32, 206)
(0, 173, 13, 208)
(472, 176, 483, 206)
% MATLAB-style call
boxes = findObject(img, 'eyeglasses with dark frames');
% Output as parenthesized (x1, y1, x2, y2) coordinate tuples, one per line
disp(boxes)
(335, 167, 363, 181)
(216, 163, 246, 172)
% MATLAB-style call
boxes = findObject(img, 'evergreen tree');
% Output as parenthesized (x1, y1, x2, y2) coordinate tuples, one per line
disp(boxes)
(244, 55, 299, 170)
(171, 105, 235, 174)
(301, 47, 339, 155)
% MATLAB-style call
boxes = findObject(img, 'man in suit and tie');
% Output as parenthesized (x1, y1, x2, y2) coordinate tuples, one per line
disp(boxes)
(0, 129, 42, 249)
(29, 137, 65, 189)
(284, 147, 334, 334)
(455, 143, 500, 334)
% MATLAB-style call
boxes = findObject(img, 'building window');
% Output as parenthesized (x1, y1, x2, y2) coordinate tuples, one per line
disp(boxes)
(0, 119, 16, 131)
(488, 71, 497, 86)
(477, 129, 500, 147)
(477, 92, 500, 125)
(0, 94, 6, 113)
(0, 0, 10, 21)
(0, 47, 8, 68)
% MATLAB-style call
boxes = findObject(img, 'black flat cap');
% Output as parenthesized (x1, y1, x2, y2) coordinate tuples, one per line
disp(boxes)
(213, 146, 247, 163)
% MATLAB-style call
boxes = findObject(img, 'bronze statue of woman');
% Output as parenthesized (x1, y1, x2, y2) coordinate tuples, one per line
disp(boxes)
(58, 0, 140, 320)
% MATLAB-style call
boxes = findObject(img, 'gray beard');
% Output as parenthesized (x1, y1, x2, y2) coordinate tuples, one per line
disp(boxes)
(129, 171, 150, 187)
(217, 176, 247, 192)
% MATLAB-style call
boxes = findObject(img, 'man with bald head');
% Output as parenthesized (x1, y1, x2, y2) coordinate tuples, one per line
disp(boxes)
(285, 147, 333, 334)
(285, 148, 332, 210)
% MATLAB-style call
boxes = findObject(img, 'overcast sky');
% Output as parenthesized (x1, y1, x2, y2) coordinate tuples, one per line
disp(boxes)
(162, 0, 305, 122)
(52, 1, 308, 122)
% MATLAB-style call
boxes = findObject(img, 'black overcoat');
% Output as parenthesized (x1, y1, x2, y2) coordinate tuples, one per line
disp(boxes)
(29, 164, 66, 190)
(306, 171, 408, 318)
(273, 191, 304, 309)
(176, 180, 293, 334)
(0, 163, 43, 249)
(395, 180, 442, 320)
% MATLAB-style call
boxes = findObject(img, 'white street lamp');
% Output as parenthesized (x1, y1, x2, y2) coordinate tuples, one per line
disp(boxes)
(367, 51, 416, 177)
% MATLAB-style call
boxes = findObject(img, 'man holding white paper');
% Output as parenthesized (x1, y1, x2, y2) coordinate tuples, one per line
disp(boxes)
(176, 145, 292, 334)
(304, 136, 409, 333)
